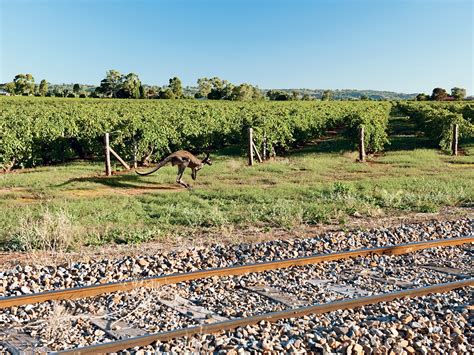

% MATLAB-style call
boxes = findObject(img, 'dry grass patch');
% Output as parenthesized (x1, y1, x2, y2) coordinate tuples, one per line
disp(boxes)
(8, 208, 78, 253)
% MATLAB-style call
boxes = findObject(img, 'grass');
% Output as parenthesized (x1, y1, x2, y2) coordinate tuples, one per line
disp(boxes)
(7, 208, 77, 252)
(1, 116, 473, 250)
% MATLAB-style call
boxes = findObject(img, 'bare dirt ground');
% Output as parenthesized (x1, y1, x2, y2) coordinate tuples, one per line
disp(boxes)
(1, 207, 472, 270)
(0, 183, 183, 203)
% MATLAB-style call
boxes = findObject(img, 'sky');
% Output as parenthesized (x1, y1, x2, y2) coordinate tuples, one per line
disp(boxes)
(0, 0, 473, 94)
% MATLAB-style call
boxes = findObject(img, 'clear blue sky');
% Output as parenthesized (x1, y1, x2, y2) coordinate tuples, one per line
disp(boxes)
(1, 0, 472, 94)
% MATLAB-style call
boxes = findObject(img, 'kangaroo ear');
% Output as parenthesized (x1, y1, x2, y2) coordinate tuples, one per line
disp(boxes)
(202, 152, 212, 165)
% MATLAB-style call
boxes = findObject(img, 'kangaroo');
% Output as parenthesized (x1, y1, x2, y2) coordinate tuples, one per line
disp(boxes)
(136, 150, 212, 188)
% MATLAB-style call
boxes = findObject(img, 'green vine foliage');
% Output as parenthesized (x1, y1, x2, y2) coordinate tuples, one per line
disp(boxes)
(398, 102, 474, 151)
(1, 97, 394, 170)
(344, 103, 391, 153)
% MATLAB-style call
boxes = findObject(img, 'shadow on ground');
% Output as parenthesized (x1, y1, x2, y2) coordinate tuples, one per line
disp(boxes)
(385, 116, 440, 152)
(54, 174, 182, 191)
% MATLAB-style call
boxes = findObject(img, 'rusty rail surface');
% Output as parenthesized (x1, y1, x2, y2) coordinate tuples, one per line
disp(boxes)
(1, 236, 472, 309)
(57, 278, 473, 354)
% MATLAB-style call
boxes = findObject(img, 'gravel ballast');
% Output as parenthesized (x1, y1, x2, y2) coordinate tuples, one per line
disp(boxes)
(1, 218, 472, 298)
(1, 246, 471, 351)
(143, 287, 473, 354)
(0, 219, 472, 352)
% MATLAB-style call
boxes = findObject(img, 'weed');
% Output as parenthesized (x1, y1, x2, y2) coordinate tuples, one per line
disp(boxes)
(332, 182, 352, 197)
(6, 208, 77, 252)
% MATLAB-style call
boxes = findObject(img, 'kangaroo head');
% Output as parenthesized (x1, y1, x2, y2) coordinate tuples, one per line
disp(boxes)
(201, 152, 212, 166)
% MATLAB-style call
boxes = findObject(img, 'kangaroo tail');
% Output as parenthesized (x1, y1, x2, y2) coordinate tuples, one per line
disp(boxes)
(136, 155, 172, 176)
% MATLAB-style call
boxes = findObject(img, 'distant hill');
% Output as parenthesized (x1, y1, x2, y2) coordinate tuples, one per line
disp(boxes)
(183, 86, 417, 100)
(273, 89, 417, 100)
(2, 82, 417, 100)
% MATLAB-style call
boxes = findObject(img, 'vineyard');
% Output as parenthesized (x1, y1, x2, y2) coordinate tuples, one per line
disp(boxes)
(0, 97, 394, 171)
(397, 101, 474, 150)
(2, 98, 473, 172)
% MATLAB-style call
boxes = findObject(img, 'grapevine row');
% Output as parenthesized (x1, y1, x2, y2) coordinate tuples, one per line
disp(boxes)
(0, 97, 392, 170)
(397, 101, 474, 150)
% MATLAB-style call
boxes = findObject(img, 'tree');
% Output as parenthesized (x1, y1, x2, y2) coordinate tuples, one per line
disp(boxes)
(139, 85, 145, 99)
(73, 83, 81, 94)
(252, 86, 263, 100)
(451, 87, 466, 101)
(169, 77, 183, 98)
(360, 94, 369, 100)
(120, 73, 141, 98)
(207, 77, 233, 100)
(221, 82, 234, 100)
(13, 74, 35, 95)
(4, 82, 16, 94)
(146, 86, 159, 98)
(54, 88, 64, 97)
(196, 77, 212, 98)
(431, 87, 448, 101)
(97, 70, 123, 98)
(229, 84, 252, 101)
(266, 90, 290, 101)
(415, 93, 429, 101)
(291, 91, 299, 100)
(210, 77, 225, 91)
(321, 90, 333, 101)
(39, 80, 48, 96)
(159, 87, 175, 99)
(302, 94, 312, 101)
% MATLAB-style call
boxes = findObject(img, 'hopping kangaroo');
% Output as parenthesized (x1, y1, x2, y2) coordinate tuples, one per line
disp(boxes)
(136, 150, 212, 188)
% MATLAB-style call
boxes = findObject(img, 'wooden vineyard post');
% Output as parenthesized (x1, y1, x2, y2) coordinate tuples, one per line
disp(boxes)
(358, 126, 366, 162)
(248, 127, 254, 166)
(133, 139, 138, 169)
(104, 133, 112, 176)
(270, 145, 276, 159)
(263, 133, 267, 160)
(104, 132, 131, 175)
(452, 124, 459, 156)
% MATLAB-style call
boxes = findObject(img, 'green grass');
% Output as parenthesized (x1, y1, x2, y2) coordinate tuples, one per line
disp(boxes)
(1, 117, 473, 250)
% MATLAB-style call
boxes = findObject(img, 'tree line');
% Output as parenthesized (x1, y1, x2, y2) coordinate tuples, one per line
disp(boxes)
(415, 87, 466, 101)
(0, 73, 366, 101)
(1, 72, 468, 102)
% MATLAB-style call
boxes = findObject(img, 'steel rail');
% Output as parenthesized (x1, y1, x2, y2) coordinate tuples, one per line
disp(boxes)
(1, 236, 472, 309)
(56, 279, 473, 354)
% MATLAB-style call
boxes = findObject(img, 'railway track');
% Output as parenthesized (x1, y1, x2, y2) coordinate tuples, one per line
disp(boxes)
(1, 235, 472, 354)
(1, 236, 471, 309)
(57, 279, 473, 354)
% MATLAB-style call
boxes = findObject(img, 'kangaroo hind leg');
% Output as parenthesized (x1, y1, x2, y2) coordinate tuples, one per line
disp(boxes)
(176, 165, 190, 188)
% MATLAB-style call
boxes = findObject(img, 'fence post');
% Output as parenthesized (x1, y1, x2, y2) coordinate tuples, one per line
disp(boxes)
(452, 124, 459, 156)
(263, 133, 267, 160)
(248, 127, 254, 166)
(358, 126, 366, 162)
(104, 133, 112, 176)
(133, 139, 138, 169)
(270, 144, 276, 159)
